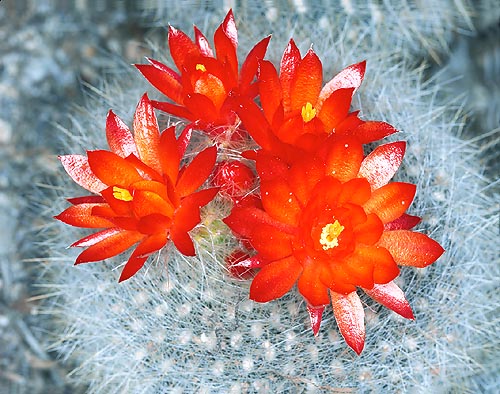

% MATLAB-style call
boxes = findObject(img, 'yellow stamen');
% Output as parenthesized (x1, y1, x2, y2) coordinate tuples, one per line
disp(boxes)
(113, 186, 133, 202)
(301, 102, 316, 123)
(195, 63, 207, 72)
(319, 220, 344, 250)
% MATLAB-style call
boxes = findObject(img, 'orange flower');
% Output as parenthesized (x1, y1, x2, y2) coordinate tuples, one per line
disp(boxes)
(55, 94, 218, 282)
(236, 40, 397, 153)
(224, 136, 444, 354)
(135, 9, 270, 136)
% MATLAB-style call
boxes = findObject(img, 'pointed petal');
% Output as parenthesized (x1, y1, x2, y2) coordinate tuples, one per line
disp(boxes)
(363, 281, 414, 319)
(298, 263, 330, 306)
(345, 245, 399, 287)
(240, 36, 271, 94)
(176, 146, 217, 197)
(173, 187, 219, 232)
(170, 229, 195, 256)
(317, 87, 354, 132)
(168, 25, 201, 71)
(183, 93, 219, 124)
(67, 195, 105, 205)
(152, 100, 194, 121)
(331, 291, 365, 355)
(106, 110, 138, 158)
(249, 223, 293, 261)
(324, 137, 364, 183)
(74, 230, 144, 264)
(290, 49, 322, 111)
(349, 121, 398, 144)
(87, 150, 142, 187)
(317, 60, 366, 109)
(363, 182, 416, 224)
(287, 157, 324, 205)
(193, 25, 213, 57)
(119, 232, 168, 282)
(353, 213, 384, 245)
(250, 256, 303, 302)
(214, 10, 238, 79)
(338, 178, 372, 206)
(159, 126, 181, 185)
(359, 141, 406, 190)
(258, 60, 282, 123)
(133, 94, 162, 173)
(384, 214, 421, 231)
(135, 61, 184, 104)
(378, 230, 444, 267)
(261, 179, 301, 226)
(307, 305, 325, 336)
(280, 39, 301, 111)
(223, 206, 295, 239)
(132, 190, 175, 218)
(55, 204, 115, 228)
(59, 155, 106, 193)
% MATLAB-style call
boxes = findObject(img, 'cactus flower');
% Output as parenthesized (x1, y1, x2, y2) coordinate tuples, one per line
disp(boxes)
(224, 136, 444, 354)
(55, 94, 218, 282)
(135, 9, 270, 136)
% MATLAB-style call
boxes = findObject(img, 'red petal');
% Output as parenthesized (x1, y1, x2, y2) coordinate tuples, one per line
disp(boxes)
(135, 61, 184, 104)
(224, 206, 295, 239)
(132, 190, 175, 218)
(183, 93, 218, 124)
(152, 100, 194, 121)
(307, 305, 325, 336)
(287, 157, 324, 205)
(159, 126, 181, 184)
(193, 25, 213, 57)
(133, 94, 162, 173)
(363, 281, 414, 319)
(331, 291, 365, 355)
(67, 195, 105, 205)
(258, 60, 282, 124)
(248, 223, 293, 261)
(378, 230, 444, 267)
(349, 121, 398, 144)
(87, 150, 142, 187)
(260, 179, 301, 226)
(290, 49, 322, 111)
(74, 229, 144, 264)
(176, 146, 217, 197)
(324, 137, 364, 183)
(317, 87, 354, 132)
(363, 182, 416, 224)
(105, 110, 138, 158)
(280, 39, 301, 111)
(226, 250, 261, 280)
(317, 60, 366, 109)
(173, 187, 219, 232)
(55, 204, 115, 228)
(359, 141, 406, 190)
(168, 26, 201, 71)
(125, 154, 162, 182)
(170, 229, 195, 256)
(338, 178, 372, 206)
(384, 214, 421, 230)
(249, 256, 303, 302)
(240, 36, 271, 94)
(119, 232, 168, 282)
(59, 155, 106, 194)
(214, 10, 238, 80)
(353, 213, 384, 245)
(298, 263, 330, 306)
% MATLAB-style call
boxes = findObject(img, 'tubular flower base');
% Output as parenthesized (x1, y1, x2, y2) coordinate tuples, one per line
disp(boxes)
(224, 136, 444, 354)
(136, 9, 270, 136)
(55, 94, 218, 282)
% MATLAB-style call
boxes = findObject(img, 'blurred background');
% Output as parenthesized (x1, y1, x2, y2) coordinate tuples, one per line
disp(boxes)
(0, 1, 498, 392)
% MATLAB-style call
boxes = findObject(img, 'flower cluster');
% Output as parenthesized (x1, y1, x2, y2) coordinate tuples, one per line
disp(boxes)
(56, 10, 443, 354)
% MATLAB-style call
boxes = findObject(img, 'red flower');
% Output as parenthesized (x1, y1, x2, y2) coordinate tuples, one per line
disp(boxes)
(55, 94, 218, 282)
(236, 40, 397, 154)
(211, 160, 255, 200)
(135, 9, 270, 136)
(224, 136, 444, 354)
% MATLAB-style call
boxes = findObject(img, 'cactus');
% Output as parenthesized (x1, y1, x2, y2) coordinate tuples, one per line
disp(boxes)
(39, 2, 498, 393)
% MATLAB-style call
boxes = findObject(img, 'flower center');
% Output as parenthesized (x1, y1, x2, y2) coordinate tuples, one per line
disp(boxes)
(196, 63, 207, 72)
(301, 102, 316, 123)
(112, 186, 133, 201)
(319, 220, 344, 250)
